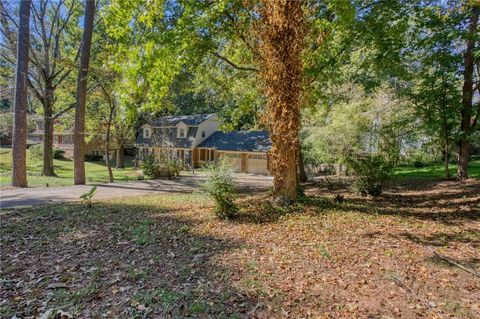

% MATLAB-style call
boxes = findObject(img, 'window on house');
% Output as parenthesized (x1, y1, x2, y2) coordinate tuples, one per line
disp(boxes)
(179, 128, 185, 138)
(201, 131, 206, 138)
(144, 128, 151, 138)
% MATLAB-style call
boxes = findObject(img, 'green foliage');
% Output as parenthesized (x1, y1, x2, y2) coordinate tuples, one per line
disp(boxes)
(132, 220, 154, 246)
(140, 154, 182, 179)
(80, 186, 97, 208)
(302, 84, 415, 166)
(29, 144, 65, 160)
(200, 158, 238, 219)
(346, 155, 393, 196)
(0, 113, 37, 135)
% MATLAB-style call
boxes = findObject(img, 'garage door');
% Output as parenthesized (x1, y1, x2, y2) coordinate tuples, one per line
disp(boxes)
(221, 153, 242, 172)
(247, 153, 268, 174)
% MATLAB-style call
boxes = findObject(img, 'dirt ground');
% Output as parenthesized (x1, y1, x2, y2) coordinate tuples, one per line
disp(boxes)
(1, 178, 479, 318)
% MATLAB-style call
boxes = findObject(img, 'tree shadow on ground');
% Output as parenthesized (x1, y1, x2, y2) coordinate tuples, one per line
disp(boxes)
(0, 198, 258, 318)
(398, 231, 480, 247)
(303, 178, 480, 225)
(425, 255, 480, 272)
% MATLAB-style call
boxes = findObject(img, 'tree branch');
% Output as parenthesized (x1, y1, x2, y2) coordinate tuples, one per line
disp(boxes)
(212, 52, 258, 72)
(53, 102, 76, 120)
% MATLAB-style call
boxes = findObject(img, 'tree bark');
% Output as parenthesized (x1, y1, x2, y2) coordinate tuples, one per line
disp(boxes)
(457, 5, 479, 180)
(258, 0, 305, 203)
(298, 145, 308, 183)
(42, 104, 56, 176)
(11, 0, 31, 188)
(105, 106, 114, 183)
(73, 0, 95, 185)
(444, 142, 450, 180)
(116, 145, 125, 168)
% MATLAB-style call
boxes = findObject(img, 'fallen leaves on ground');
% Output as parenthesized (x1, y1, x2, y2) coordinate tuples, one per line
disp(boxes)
(1, 179, 479, 318)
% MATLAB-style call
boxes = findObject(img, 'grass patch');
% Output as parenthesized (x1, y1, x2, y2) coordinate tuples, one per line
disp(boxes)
(393, 159, 480, 179)
(132, 219, 155, 246)
(0, 147, 139, 187)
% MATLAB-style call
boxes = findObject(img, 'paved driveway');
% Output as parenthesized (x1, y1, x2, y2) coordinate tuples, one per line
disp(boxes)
(0, 174, 272, 209)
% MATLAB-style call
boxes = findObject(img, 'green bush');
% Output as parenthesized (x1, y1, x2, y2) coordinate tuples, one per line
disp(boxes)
(141, 154, 181, 179)
(200, 158, 238, 219)
(346, 154, 393, 196)
(412, 160, 424, 168)
(29, 144, 65, 159)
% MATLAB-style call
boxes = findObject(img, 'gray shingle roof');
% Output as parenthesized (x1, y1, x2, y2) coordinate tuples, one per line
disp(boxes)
(150, 114, 216, 127)
(198, 131, 271, 152)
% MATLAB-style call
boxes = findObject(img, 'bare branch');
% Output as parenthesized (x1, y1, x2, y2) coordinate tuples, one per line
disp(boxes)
(212, 52, 258, 72)
(53, 102, 76, 119)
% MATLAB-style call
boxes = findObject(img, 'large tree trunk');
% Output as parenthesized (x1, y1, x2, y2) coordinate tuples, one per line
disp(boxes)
(42, 103, 56, 176)
(11, 0, 31, 188)
(116, 145, 125, 168)
(73, 0, 95, 185)
(457, 5, 479, 180)
(258, 0, 305, 203)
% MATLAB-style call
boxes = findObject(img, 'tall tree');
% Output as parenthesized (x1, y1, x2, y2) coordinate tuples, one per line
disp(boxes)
(457, 4, 479, 180)
(11, 0, 31, 188)
(73, 0, 95, 185)
(257, 0, 305, 202)
(1, 0, 82, 176)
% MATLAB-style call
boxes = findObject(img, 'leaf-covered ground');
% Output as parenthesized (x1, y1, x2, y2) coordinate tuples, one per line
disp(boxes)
(1, 178, 479, 318)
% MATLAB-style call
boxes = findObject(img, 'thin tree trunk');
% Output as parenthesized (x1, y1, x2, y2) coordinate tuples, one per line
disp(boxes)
(73, 0, 95, 185)
(457, 5, 479, 180)
(298, 145, 307, 183)
(444, 142, 450, 180)
(105, 107, 114, 183)
(11, 0, 31, 188)
(116, 145, 124, 168)
(42, 105, 56, 176)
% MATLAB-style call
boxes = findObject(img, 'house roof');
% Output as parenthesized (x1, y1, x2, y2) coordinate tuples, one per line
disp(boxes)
(198, 131, 271, 152)
(149, 113, 216, 127)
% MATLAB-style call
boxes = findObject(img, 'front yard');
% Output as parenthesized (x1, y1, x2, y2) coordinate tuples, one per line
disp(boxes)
(0, 148, 139, 188)
(1, 178, 479, 318)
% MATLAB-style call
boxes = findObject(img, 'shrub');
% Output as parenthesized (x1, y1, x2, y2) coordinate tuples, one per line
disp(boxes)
(200, 158, 238, 219)
(29, 144, 65, 159)
(80, 186, 97, 208)
(346, 154, 393, 196)
(85, 154, 103, 161)
(412, 160, 424, 168)
(141, 154, 181, 179)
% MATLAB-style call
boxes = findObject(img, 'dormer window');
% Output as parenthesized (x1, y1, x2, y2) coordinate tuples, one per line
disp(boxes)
(179, 128, 185, 138)
(201, 131, 206, 138)
(143, 127, 151, 138)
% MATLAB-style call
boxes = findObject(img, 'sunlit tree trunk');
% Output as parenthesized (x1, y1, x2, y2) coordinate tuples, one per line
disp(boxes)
(457, 5, 479, 180)
(258, 0, 305, 203)
(11, 0, 31, 187)
(74, 0, 95, 185)
(42, 92, 56, 176)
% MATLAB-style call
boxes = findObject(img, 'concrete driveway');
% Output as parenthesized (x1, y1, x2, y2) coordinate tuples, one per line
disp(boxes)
(0, 173, 272, 209)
